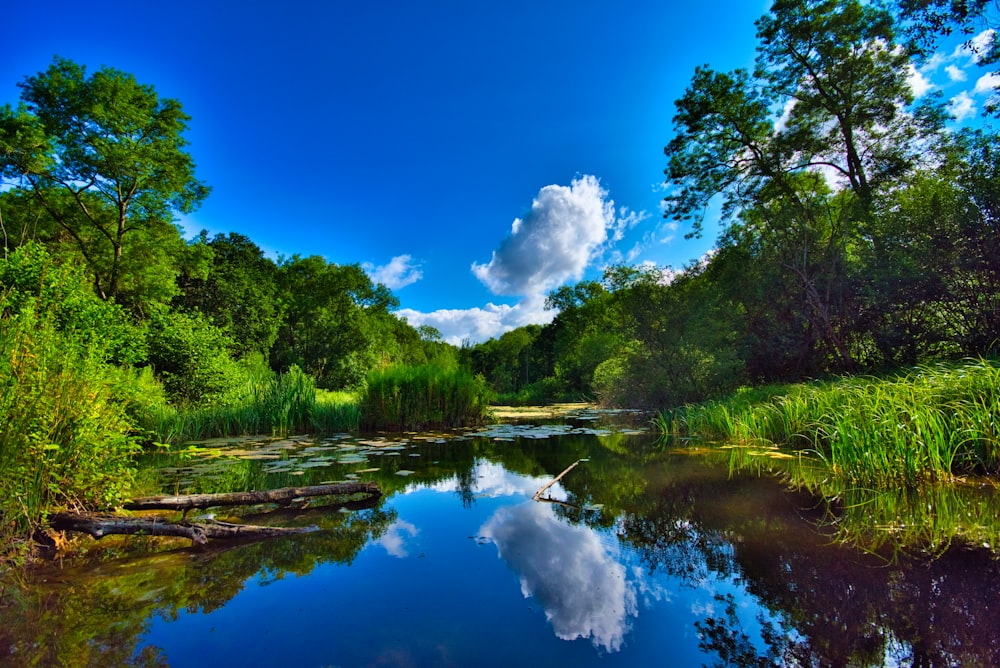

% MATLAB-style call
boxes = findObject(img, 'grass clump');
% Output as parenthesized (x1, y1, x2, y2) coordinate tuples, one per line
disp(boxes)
(360, 364, 490, 431)
(142, 365, 361, 443)
(659, 359, 1000, 486)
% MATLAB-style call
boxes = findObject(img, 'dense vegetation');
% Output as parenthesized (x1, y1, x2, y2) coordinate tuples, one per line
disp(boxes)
(1, 0, 998, 554)
(467, 0, 1000, 412)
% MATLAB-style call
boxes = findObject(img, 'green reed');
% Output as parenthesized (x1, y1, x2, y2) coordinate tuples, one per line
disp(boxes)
(144, 366, 361, 444)
(0, 305, 139, 557)
(658, 359, 1000, 486)
(360, 364, 491, 431)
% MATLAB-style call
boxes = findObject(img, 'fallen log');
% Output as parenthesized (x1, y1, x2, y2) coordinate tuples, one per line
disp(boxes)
(49, 513, 317, 547)
(123, 481, 381, 512)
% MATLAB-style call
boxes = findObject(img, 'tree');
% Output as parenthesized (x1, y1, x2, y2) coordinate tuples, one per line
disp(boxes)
(663, 0, 947, 371)
(271, 255, 399, 388)
(0, 57, 210, 313)
(175, 232, 283, 359)
(895, 1, 998, 59)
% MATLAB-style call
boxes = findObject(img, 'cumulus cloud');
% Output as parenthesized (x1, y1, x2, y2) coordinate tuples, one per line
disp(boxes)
(970, 29, 997, 63)
(949, 91, 977, 121)
(377, 519, 419, 558)
(471, 175, 615, 297)
(974, 71, 1000, 94)
(945, 64, 967, 82)
(906, 64, 934, 97)
(397, 294, 552, 345)
(364, 254, 423, 290)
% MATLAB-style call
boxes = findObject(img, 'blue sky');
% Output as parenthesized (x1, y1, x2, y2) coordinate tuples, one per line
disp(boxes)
(2, 1, 996, 343)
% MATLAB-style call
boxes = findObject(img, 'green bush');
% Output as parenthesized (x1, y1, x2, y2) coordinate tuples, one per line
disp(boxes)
(145, 309, 243, 405)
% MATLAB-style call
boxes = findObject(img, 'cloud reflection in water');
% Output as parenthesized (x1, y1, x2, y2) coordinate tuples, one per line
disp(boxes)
(479, 502, 637, 652)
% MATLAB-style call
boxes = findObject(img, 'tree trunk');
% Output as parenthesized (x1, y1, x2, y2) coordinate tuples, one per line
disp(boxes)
(123, 482, 381, 512)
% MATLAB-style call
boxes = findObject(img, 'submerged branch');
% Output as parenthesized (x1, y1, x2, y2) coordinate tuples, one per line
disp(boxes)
(533, 460, 581, 501)
(49, 513, 317, 547)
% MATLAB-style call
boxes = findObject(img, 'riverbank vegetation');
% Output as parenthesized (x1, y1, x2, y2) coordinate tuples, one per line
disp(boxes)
(657, 359, 1000, 485)
(2, 0, 999, 557)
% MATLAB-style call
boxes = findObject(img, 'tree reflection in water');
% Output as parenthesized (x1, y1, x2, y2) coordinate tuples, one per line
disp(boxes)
(3, 425, 1000, 666)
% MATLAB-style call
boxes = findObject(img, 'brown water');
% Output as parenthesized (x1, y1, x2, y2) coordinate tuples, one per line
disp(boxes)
(2, 411, 999, 666)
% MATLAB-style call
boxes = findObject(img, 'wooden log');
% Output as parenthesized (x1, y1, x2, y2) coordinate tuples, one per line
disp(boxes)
(532, 460, 581, 501)
(123, 481, 381, 512)
(49, 513, 318, 547)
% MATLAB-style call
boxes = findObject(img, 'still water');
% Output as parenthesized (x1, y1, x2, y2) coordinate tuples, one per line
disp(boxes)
(3, 410, 1000, 666)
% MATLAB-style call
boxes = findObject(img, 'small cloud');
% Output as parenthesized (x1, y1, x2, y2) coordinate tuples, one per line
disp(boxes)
(921, 52, 947, 73)
(774, 98, 797, 132)
(974, 71, 1000, 94)
(970, 29, 997, 63)
(377, 520, 419, 558)
(945, 64, 967, 82)
(949, 91, 977, 121)
(364, 254, 423, 290)
(906, 64, 934, 97)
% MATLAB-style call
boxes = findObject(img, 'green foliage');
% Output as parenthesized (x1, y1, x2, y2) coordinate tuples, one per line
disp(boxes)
(0, 56, 210, 315)
(271, 255, 399, 389)
(174, 232, 284, 359)
(666, 359, 1000, 486)
(0, 249, 140, 554)
(360, 364, 491, 431)
(145, 309, 242, 405)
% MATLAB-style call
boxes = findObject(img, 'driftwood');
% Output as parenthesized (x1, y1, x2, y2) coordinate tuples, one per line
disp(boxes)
(123, 482, 381, 512)
(532, 460, 581, 501)
(47, 483, 382, 548)
(49, 513, 317, 547)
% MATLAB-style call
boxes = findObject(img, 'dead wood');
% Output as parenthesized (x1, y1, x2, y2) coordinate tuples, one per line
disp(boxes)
(49, 513, 318, 547)
(123, 481, 381, 512)
(532, 460, 581, 501)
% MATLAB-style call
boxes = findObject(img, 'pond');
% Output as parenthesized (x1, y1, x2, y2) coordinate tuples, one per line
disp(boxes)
(3, 408, 1000, 666)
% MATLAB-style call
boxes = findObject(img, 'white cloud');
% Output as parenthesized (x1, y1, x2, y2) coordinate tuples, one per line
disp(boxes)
(364, 254, 423, 290)
(396, 294, 552, 345)
(974, 71, 1000, 94)
(949, 91, 977, 121)
(471, 175, 615, 297)
(970, 29, 997, 63)
(945, 64, 967, 82)
(906, 64, 934, 97)
(773, 98, 797, 132)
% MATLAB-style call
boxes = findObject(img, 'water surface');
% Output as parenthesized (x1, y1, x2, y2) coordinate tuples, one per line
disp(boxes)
(3, 412, 1000, 666)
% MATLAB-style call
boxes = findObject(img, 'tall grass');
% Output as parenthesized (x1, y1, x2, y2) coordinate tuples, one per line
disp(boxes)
(140, 366, 361, 444)
(0, 302, 139, 556)
(658, 359, 1000, 486)
(360, 364, 491, 431)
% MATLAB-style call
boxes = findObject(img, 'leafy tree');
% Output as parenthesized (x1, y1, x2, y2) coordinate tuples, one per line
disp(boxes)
(0, 56, 210, 314)
(145, 309, 242, 405)
(175, 232, 283, 359)
(271, 255, 399, 388)
(663, 0, 947, 372)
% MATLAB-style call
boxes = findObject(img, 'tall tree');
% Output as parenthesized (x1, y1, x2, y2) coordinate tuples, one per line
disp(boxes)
(271, 255, 398, 388)
(663, 0, 946, 371)
(0, 57, 210, 313)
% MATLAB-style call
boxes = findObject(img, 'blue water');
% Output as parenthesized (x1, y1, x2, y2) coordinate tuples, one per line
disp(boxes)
(138, 460, 776, 666)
